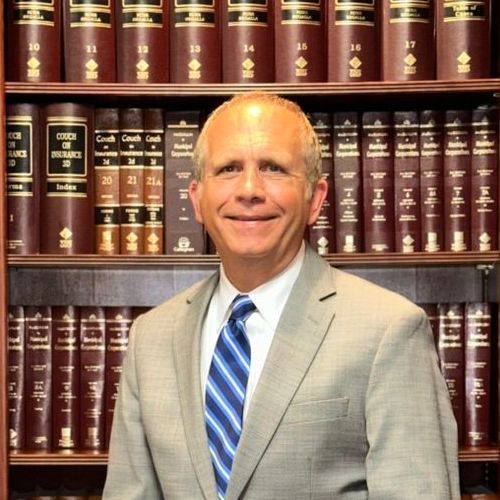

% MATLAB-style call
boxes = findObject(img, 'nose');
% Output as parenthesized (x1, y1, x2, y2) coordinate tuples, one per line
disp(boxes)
(235, 165, 265, 202)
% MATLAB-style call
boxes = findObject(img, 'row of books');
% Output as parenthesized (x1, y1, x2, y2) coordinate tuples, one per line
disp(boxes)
(11, 494, 102, 500)
(7, 0, 496, 84)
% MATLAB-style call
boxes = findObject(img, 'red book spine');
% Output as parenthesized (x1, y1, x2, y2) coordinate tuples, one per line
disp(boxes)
(63, 0, 116, 82)
(170, 0, 221, 83)
(327, 0, 378, 82)
(7, 0, 62, 81)
(7, 103, 41, 254)
(117, 0, 169, 82)
(275, 0, 326, 82)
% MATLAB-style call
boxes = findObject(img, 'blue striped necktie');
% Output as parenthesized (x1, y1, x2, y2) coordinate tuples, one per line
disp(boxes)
(205, 294, 256, 500)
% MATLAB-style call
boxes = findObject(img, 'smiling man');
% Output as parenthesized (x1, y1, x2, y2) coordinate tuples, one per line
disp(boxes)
(103, 92, 460, 500)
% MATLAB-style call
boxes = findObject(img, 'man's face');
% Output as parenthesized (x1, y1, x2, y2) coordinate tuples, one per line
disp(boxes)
(189, 101, 327, 273)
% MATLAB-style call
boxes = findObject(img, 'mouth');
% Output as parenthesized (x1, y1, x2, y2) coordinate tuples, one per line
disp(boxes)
(226, 215, 277, 222)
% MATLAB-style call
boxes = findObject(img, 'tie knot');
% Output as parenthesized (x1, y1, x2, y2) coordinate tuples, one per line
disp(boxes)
(229, 294, 256, 323)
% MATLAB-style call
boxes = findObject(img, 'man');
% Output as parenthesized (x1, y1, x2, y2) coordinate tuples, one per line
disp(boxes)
(103, 92, 460, 499)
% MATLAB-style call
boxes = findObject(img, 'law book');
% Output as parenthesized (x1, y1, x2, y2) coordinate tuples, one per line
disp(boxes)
(25, 306, 52, 450)
(361, 111, 394, 252)
(274, 0, 326, 82)
(419, 109, 444, 253)
(332, 111, 363, 253)
(443, 109, 471, 252)
(438, 302, 465, 445)
(52, 306, 80, 450)
(164, 111, 205, 254)
(6, 0, 62, 81)
(119, 108, 145, 255)
(470, 105, 498, 251)
(62, 0, 116, 82)
(393, 110, 420, 253)
(381, 0, 434, 80)
(221, 0, 274, 83)
(419, 302, 439, 348)
(116, 0, 169, 83)
(436, 0, 491, 80)
(7, 103, 41, 254)
(94, 108, 120, 255)
(170, 0, 221, 83)
(464, 302, 491, 447)
(105, 307, 133, 448)
(144, 108, 165, 255)
(8, 306, 25, 450)
(327, 0, 378, 82)
(40, 103, 94, 254)
(80, 306, 106, 450)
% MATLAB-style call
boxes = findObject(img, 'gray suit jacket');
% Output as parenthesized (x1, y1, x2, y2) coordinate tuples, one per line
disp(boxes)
(103, 246, 460, 499)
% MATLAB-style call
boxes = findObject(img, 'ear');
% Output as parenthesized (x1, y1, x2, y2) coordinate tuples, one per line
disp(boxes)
(188, 180, 204, 224)
(307, 179, 328, 226)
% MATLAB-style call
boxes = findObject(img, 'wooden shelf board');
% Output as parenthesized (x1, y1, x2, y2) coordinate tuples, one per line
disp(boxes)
(9, 451, 108, 466)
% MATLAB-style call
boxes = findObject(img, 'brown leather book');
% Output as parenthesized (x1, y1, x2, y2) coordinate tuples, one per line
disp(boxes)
(471, 105, 498, 252)
(332, 111, 363, 253)
(116, 0, 169, 83)
(95, 108, 120, 255)
(394, 110, 421, 253)
(119, 108, 145, 255)
(419, 110, 444, 252)
(437, 302, 465, 445)
(274, 0, 326, 82)
(170, 0, 221, 83)
(419, 302, 439, 348)
(436, 0, 491, 80)
(381, 0, 434, 81)
(8, 306, 25, 450)
(6, 0, 62, 81)
(164, 111, 205, 255)
(308, 112, 334, 255)
(7, 103, 40, 254)
(40, 103, 94, 254)
(327, 0, 378, 82)
(104, 307, 132, 448)
(80, 306, 106, 450)
(25, 306, 52, 450)
(361, 111, 394, 252)
(443, 109, 471, 252)
(222, 0, 274, 83)
(62, 0, 116, 82)
(52, 306, 80, 450)
(144, 108, 165, 255)
(464, 302, 491, 447)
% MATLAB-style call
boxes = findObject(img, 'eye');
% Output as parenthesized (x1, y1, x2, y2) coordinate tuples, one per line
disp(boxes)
(260, 162, 286, 174)
(215, 164, 240, 176)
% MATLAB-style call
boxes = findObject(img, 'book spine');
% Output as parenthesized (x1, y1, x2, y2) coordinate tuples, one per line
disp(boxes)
(470, 105, 498, 251)
(327, 0, 378, 82)
(393, 110, 421, 252)
(362, 111, 394, 252)
(436, 0, 491, 79)
(170, 0, 221, 83)
(308, 112, 334, 255)
(105, 307, 133, 448)
(144, 108, 165, 255)
(8, 306, 25, 450)
(6, 103, 40, 254)
(40, 103, 95, 254)
(464, 302, 491, 447)
(419, 109, 444, 252)
(80, 306, 106, 450)
(275, 0, 326, 82)
(119, 108, 145, 255)
(63, 0, 116, 82)
(25, 306, 52, 450)
(443, 109, 471, 252)
(222, 0, 274, 83)
(52, 306, 80, 450)
(333, 111, 363, 252)
(438, 302, 465, 445)
(95, 108, 121, 255)
(164, 111, 205, 254)
(381, 0, 434, 80)
(7, 0, 62, 81)
(116, 0, 169, 83)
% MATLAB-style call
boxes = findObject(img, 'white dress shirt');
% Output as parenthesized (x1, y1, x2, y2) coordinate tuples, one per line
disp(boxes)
(200, 243, 305, 419)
